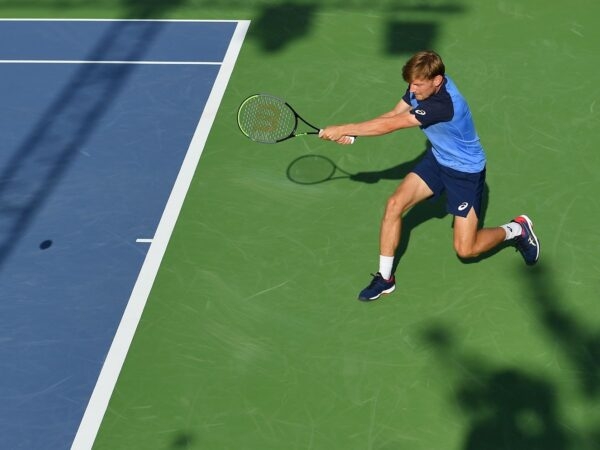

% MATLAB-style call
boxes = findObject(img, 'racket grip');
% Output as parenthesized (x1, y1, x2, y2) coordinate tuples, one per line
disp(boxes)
(318, 129, 356, 144)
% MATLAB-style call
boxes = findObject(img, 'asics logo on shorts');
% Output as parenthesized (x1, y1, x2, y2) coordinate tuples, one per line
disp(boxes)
(458, 202, 469, 211)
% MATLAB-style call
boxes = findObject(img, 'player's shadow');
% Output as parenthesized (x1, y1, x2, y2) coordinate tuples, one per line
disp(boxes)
(421, 324, 570, 450)
(286, 144, 497, 270)
(352, 153, 499, 269)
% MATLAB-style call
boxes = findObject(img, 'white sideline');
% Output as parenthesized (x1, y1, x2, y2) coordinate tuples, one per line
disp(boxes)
(70, 19, 250, 450)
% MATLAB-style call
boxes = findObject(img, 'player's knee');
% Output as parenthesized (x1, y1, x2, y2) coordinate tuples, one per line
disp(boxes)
(454, 241, 479, 259)
(384, 195, 409, 218)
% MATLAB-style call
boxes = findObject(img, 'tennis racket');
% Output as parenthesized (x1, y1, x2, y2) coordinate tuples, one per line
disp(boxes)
(237, 94, 355, 144)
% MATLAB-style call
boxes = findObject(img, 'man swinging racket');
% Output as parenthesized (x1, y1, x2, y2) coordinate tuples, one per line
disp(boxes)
(319, 50, 540, 301)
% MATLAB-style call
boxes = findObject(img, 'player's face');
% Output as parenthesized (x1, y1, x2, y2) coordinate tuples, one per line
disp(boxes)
(409, 76, 443, 101)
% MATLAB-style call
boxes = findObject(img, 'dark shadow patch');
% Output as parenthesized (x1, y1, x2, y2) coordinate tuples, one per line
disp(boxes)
(251, 3, 317, 52)
(526, 264, 600, 398)
(422, 324, 571, 450)
(385, 21, 439, 55)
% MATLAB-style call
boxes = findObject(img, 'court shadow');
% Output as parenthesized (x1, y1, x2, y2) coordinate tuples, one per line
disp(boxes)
(0, 19, 178, 269)
(525, 264, 600, 398)
(250, 2, 318, 52)
(392, 190, 447, 273)
(120, 0, 187, 18)
(385, 20, 439, 55)
(349, 151, 425, 184)
(349, 148, 450, 273)
(286, 145, 500, 270)
(421, 324, 570, 450)
(170, 431, 195, 449)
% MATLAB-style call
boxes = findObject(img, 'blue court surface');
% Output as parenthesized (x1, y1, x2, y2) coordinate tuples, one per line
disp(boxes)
(0, 19, 248, 449)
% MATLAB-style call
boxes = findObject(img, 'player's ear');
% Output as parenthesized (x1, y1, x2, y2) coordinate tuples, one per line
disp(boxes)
(433, 75, 444, 87)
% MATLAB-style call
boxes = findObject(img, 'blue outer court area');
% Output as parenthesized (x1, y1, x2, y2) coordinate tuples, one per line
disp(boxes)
(0, 20, 241, 449)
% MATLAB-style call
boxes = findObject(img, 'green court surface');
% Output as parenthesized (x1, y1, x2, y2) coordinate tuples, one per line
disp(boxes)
(5, 1, 600, 449)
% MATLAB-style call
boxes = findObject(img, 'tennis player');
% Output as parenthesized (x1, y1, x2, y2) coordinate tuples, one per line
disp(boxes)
(319, 50, 540, 301)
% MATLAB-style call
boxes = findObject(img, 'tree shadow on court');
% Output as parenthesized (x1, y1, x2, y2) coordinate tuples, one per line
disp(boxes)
(421, 324, 571, 450)
(249, 1, 467, 54)
(0, 4, 183, 269)
(417, 261, 600, 449)
(525, 263, 600, 399)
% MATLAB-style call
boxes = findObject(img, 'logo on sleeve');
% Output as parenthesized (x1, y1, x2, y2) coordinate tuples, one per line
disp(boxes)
(415, 109, 426, 115)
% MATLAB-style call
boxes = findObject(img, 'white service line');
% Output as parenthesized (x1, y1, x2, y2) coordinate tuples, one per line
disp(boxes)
(70, 19, 250, 450)
(0, 60, 222, 65)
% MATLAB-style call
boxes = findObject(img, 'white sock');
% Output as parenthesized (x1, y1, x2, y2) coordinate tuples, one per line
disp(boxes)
(501, 222, 522, 240)
(379, 255, 394, 280)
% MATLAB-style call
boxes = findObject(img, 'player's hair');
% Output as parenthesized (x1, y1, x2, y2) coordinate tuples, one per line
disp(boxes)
(402, 51, 445, 82)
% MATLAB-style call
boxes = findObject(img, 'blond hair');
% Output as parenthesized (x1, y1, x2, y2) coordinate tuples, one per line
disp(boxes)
(402, 51, 445, 83)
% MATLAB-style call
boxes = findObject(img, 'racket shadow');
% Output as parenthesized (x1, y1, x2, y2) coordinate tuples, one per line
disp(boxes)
(286, 151, 426, 185)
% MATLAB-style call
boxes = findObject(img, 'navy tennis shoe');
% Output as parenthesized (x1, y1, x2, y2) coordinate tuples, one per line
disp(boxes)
(512, 215, 540, 265)
(358, 272, 396, 301)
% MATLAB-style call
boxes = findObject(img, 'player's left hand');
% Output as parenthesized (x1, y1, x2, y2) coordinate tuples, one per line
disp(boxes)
(319, 126, 354, 145)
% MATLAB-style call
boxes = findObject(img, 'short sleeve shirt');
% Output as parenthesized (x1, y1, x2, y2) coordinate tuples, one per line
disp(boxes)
(402, 75, 486, 173)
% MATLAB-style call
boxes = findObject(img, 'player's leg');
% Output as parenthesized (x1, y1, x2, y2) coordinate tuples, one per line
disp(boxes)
(453, 208, 505, 258)
(358, 172, 434, 301)
(380, 172, 434, 256)
(453, 210, 540, 264)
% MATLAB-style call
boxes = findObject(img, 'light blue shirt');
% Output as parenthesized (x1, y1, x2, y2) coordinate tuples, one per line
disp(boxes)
(403, 75, 486, 173)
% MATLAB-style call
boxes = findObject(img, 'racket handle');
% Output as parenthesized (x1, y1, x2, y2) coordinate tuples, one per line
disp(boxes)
(319, 129, 356, 144)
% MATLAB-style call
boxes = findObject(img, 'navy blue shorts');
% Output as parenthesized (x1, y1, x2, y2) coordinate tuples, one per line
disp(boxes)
(411, 149, 486, 218)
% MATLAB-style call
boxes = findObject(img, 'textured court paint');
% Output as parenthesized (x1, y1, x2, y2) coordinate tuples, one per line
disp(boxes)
(0, 18, 242, 450)
(1, 2, 599, 450)
(92, 2, 600, 450)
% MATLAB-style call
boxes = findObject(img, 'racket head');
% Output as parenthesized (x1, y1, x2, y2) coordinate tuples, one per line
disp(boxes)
(237, 94, 298, 143)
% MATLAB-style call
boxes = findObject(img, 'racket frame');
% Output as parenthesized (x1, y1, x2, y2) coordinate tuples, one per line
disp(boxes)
(237, 94, 320, 144)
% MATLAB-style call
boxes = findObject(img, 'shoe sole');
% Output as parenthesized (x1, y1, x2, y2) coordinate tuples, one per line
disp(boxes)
(518, 214, 540, 265)
(358, 284, 396, 301)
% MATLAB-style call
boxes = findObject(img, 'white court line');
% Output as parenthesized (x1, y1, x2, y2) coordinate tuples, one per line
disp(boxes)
(0, 18, 241, 22)
(0, 60, 222, 65)
(70, 19, 250, 450)
(135, 239, 153, 244)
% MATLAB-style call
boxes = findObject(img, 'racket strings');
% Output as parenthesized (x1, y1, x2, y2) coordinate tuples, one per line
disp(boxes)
(238, 95, 296, 143)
